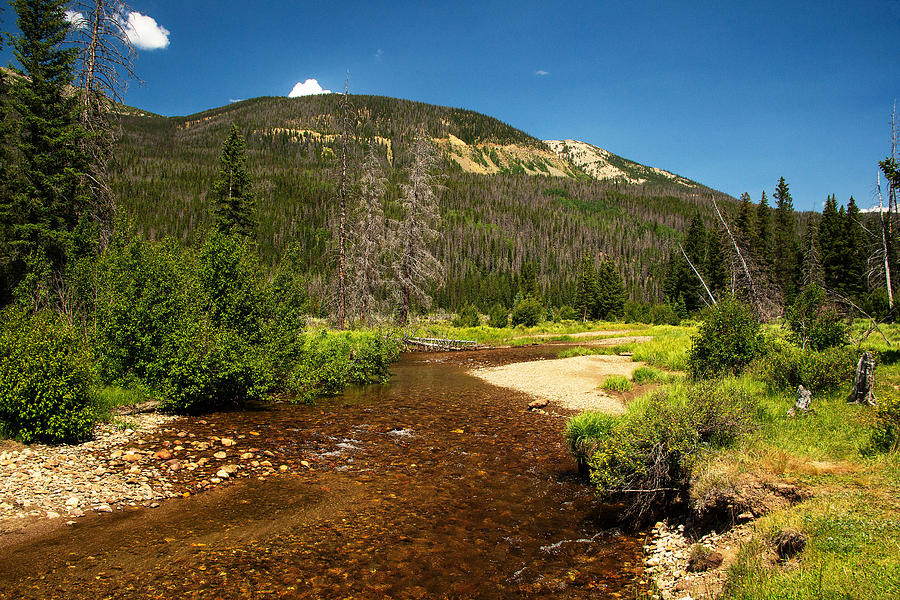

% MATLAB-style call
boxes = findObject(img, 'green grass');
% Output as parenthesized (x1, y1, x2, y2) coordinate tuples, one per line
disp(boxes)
(556, 345, 622, 358)
(408, 319, 650, 346)
(631, 365, 677, 385)
(601, 374, 633, 392)
(94, 385, 156, 421)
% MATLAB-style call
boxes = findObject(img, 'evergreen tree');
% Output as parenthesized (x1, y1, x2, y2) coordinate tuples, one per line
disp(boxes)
(755, 191, 773, 270)
(212, 124, 257, 239)
(595, 257, 625, 320)
(773, 177, 800, 302)
(705, 228, 729, 296)
(347, 145, 387, 323)
(519, 261, 540, 299)
(819, 195, 841, 292)
(9, 0, 89, 276)
(842, 197, 866, 300)
(800, 218, 823, 287)
(735, 192, 755, 247)
(664, 214, 709, 314)
(574, 255, 596, 322)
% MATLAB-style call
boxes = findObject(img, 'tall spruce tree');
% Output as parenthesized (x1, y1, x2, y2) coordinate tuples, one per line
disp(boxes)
(212, 124, 257, 239)
(735, 192, 755, 247)
(574, 255, 596, 322)
(595, 257, 625, 319)
(842, 197, 866, 300)
(755, 191, 773, 270)
(819, 195, 840, 291)
(705, 228, 729, 296)
(773, 177, 800, 302)
(9, 0, 89, 277)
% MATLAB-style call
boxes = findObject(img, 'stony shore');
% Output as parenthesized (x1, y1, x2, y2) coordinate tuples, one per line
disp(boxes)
(1, 411, 305, 532)
(640, 519, 752, 600)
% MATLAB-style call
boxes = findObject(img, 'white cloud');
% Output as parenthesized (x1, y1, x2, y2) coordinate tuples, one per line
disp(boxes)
(121, 11, 170, 51)
(288, 78, 331, 97)
(535, 69, 549, 76)
(65, 10, 87, 29)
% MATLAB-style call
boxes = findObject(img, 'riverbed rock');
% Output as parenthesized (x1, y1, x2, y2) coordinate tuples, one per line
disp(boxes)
(214, 451, 227, 460)
(153, 449, 172, 460)
(528, 398, 549, 410)
(220, 438, 236, 447)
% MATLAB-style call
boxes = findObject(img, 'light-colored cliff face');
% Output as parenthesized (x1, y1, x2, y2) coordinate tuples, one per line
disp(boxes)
(433, 135, 578, 178)
(545, 139, 695, 187)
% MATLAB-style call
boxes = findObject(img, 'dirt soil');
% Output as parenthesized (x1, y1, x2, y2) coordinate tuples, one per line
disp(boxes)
(469, 354, 645, 413)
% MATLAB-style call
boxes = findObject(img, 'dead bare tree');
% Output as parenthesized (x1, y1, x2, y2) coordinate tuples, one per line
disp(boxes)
(392, 129, 443, 325)
(68, 0, 139, 246)
(347, 143, 387, 324)
(335, 73, 353, 329)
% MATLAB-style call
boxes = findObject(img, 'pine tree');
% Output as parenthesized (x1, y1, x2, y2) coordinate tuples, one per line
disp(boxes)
(393, 130, 443, 324)
(347, 144, 386, 323)
(519, 261, 540, 299)
(773, 177, 800, 302)
(755, 191, 773, 270)
(842, 197, 866, 300)
(735, 192, 755, 247)
(574, 255, 596, 322)
(595, 257, 625, 319)
(9, 0, 89, 275)
(819, 195, 840, 291)
(705, 228, 728, 296)
(212, 124, 257, 238)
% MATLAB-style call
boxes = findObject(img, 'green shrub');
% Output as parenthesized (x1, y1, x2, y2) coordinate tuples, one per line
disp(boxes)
(286, 331, 400, 404)
(688, 296, 762, 379)
(602, 375, 633, 392)
(157, 315, 271, 414)
(452, 304, 480, 328)
(757, 342, 857, 393)
(869, 391, 900, 453)
(511, 297, 543, 327)
(564, 411, 619, 473)
(555, 305, 578, 321)
(488, 303, 509, 328)
(95, 232, 192, 384)
(785, 284, 848, 350)
(650, 303, 681, 326)
(590, 383, 754, 523)
(624, 300, 651, 324)
(0, 309, 98, 443)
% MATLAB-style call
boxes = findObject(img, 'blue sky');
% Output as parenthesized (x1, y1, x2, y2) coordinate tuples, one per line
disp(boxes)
(3, 1, 900, 212)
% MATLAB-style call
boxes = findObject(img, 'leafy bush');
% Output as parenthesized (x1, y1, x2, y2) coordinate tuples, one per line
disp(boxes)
(286, 331, 400, 404)
(650, 303, 681, 326)
(869, 391, 900, 453)
(688, 296, 762, 379)
(602, 375, 632, 392)
(510, 297, 543, 327)
(757, 341, 857, 393)
(0, 309, 98, 443)
(785, 284, 848, 350)
(157, 315, 271, 414)
(564, 411, 618, 474)
(95, 231, 192, 385)
(624, 300, 651, 324)
(589, 383, 754, 523)
(452, 304, 480, 328)
(488, 303, 509, 328)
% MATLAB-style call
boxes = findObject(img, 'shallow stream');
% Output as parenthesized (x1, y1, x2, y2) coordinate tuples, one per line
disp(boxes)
(0, 346, 642, 599)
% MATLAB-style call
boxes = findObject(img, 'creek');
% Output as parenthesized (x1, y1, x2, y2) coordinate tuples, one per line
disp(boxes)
(0, 345, 642, 599)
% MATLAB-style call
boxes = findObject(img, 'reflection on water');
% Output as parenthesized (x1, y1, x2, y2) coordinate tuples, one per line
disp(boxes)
(0, 346, 642, 599)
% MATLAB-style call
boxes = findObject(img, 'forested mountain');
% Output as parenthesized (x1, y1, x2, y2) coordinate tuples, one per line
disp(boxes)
(112, 94, 734, 310)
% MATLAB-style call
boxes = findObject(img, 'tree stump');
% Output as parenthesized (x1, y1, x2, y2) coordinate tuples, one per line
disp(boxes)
(847, 351, 877, 406)
(788, 385, 812, 417)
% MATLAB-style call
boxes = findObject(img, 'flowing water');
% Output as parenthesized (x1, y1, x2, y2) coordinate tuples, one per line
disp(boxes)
(0, 346, 643, 599)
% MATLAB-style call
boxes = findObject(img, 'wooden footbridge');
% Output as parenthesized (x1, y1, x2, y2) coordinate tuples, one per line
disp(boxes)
(403, 337, 480, 351)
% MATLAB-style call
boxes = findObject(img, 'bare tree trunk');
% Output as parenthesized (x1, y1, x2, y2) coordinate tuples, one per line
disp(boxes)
(337, 74, 350, 329)
(878, 171, 894, 310)
(847, 351, 877, 405)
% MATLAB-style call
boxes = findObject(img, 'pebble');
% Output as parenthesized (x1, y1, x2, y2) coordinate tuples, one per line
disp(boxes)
(220, 438, 236, 447)
(213, 451, 227, 460)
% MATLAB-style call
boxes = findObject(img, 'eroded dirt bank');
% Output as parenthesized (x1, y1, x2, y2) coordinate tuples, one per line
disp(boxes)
(0, 345, 643, 599)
